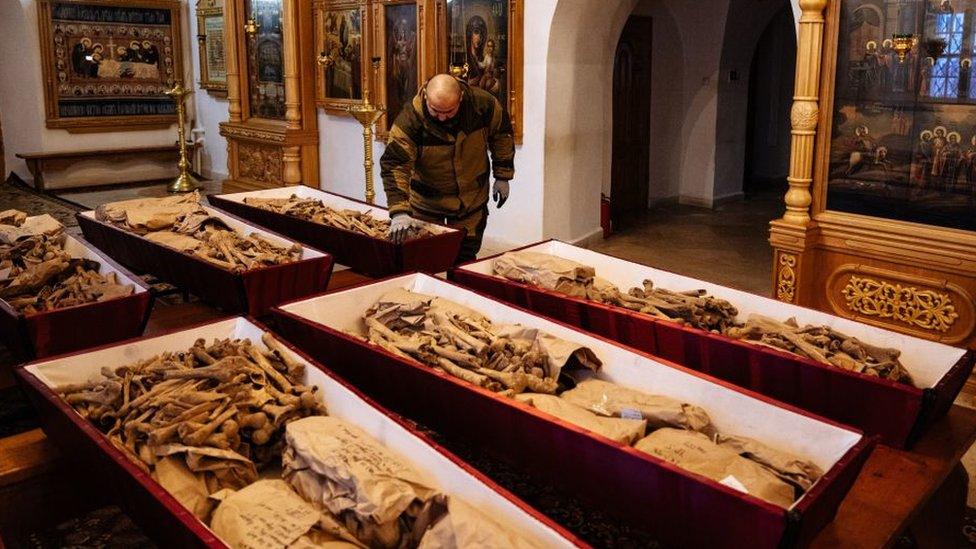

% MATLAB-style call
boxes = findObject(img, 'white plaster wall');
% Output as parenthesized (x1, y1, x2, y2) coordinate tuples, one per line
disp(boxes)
(0, 0, 227, 181)
(186, 1, 230, 179)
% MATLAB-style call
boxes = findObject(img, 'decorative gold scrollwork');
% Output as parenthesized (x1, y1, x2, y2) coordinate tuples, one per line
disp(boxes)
(841, 276, 959, 333)
(776, 253, 797, 303)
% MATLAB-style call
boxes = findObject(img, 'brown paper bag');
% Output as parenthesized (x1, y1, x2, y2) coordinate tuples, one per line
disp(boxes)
(715, 434, 823, 492)
(635, 429, 796, 508)
(210, 479, 357, 549)
(515, 393, 646, 444)
(96, 192, 204, 233)
(560, 377, 714, 435)
(283, 417, 440, 549)
(492, 251, 596, 298)
(152, 455, 214, 521)
(418, 497, 543, 549)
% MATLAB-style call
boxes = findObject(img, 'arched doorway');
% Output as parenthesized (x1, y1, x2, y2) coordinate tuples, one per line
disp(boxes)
(610, 15, 653, 229)
(744, 6, 797, 197)
(543, 0, 798, 293)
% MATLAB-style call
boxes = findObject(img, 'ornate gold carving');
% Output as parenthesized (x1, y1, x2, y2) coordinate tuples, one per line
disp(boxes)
(776, 253, 797, 303)
(841, 276, 959, 333)
(220, 125, 287, 143)
(790, 101, 819, 132)
(238, 144, 283, 184)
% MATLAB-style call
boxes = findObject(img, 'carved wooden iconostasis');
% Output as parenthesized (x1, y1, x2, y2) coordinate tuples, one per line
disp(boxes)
(219, 0, 319, 191)
(311, 0, 522, 142)
(771, 0, 976, 348)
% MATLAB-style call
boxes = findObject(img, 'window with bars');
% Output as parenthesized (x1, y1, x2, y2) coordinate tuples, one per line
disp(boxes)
(930, 12, 964, 98)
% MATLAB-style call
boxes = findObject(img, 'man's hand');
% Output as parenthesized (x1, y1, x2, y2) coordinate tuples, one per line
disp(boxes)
(492, 180, 510, 208)
(388, 214, 423, 244)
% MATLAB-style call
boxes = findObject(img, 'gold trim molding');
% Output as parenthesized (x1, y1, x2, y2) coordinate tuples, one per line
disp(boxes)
(841, 276, 958, 333)
(776, 253, 798, 303)
(825, 264, 976, 344)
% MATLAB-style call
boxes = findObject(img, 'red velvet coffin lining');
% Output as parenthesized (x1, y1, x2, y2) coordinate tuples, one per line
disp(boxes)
(76, 212, 335, 317)
(15, 317, 587, 549)
(0, 236, 153, 362)
(208, 193, 466, 278)
(271, 301, 876, 549)
(449, 243, 976, 449)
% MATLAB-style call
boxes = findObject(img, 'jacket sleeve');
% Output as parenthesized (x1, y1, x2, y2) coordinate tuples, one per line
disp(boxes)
(486, 96, 515, 181)
(380, 110, 420, 217)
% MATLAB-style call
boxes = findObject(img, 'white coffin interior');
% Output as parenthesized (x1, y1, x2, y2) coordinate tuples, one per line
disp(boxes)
(79, 206, 327, 261)
(459, 240, 967, 390)
(2, 217, 149, 311)
(211, 185, 457, 235)
(63, 232, 148, 296)
(279, 274, 866, 510)
(24, 317, 571, 547)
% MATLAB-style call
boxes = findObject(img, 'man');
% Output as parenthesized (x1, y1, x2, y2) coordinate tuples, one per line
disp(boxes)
(380, 73, 514, 263)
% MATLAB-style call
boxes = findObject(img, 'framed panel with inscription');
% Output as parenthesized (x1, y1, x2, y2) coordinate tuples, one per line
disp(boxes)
(37, 0, 184, 132)
(196, 0, 227, 96)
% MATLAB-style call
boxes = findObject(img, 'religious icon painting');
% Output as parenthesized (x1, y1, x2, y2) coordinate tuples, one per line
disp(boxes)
(371, 0, 423, 135)
(314, 0, 369, 115)
(196, 0, 227, 96)
(38, 0, 184, 132)
(827, 101, 976, 231)
(442, 0, 522, 142)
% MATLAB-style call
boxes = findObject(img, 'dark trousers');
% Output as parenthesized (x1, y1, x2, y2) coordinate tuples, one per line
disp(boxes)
(412, 206, 488, 264)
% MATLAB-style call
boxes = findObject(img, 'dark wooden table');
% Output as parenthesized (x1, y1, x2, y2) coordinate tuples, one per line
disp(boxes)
(812, 404, 976, 547)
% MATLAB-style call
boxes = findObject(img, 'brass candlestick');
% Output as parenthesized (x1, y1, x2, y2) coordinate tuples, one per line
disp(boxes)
(164, 81, 201, 193)
(348, 58, 385, 204)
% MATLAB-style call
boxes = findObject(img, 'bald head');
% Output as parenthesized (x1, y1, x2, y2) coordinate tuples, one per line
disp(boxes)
(425, 74, 463, 121)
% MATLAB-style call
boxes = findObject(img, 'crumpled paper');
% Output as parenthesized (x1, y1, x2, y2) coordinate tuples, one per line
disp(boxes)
(714, 434, 823, 492)
(515, 393, 647, 444)
(635, 428, 797, 509)
(492, 251, 596, 298)
(95, 192, 205, 234)
(283, 416, 439, 549)
(560, 377, 715, 435)
(211, 479, 362, 549)
(417, 497, 544, 549)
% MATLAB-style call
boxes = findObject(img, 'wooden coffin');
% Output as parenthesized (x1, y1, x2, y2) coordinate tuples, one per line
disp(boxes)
(271, 273, 875, 548)
(0, 229, 152, 361)
(76, 206, 333, 317)
(16, 317, 583, 548)
(207, 186, 466, 277)
(450, 240, 976, 448)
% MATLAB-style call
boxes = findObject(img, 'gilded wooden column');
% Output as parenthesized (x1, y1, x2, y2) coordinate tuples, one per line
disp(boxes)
(224, 0, 242, 123)
(282, 0, 301, 131)
(782, 0, 828, 225)
(769, 0, 828, 304)
(280, 0, 302, 185)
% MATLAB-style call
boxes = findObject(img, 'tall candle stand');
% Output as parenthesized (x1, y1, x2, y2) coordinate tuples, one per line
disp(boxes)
(164, 81, 201, 193)
(348, 58, 385, 204)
